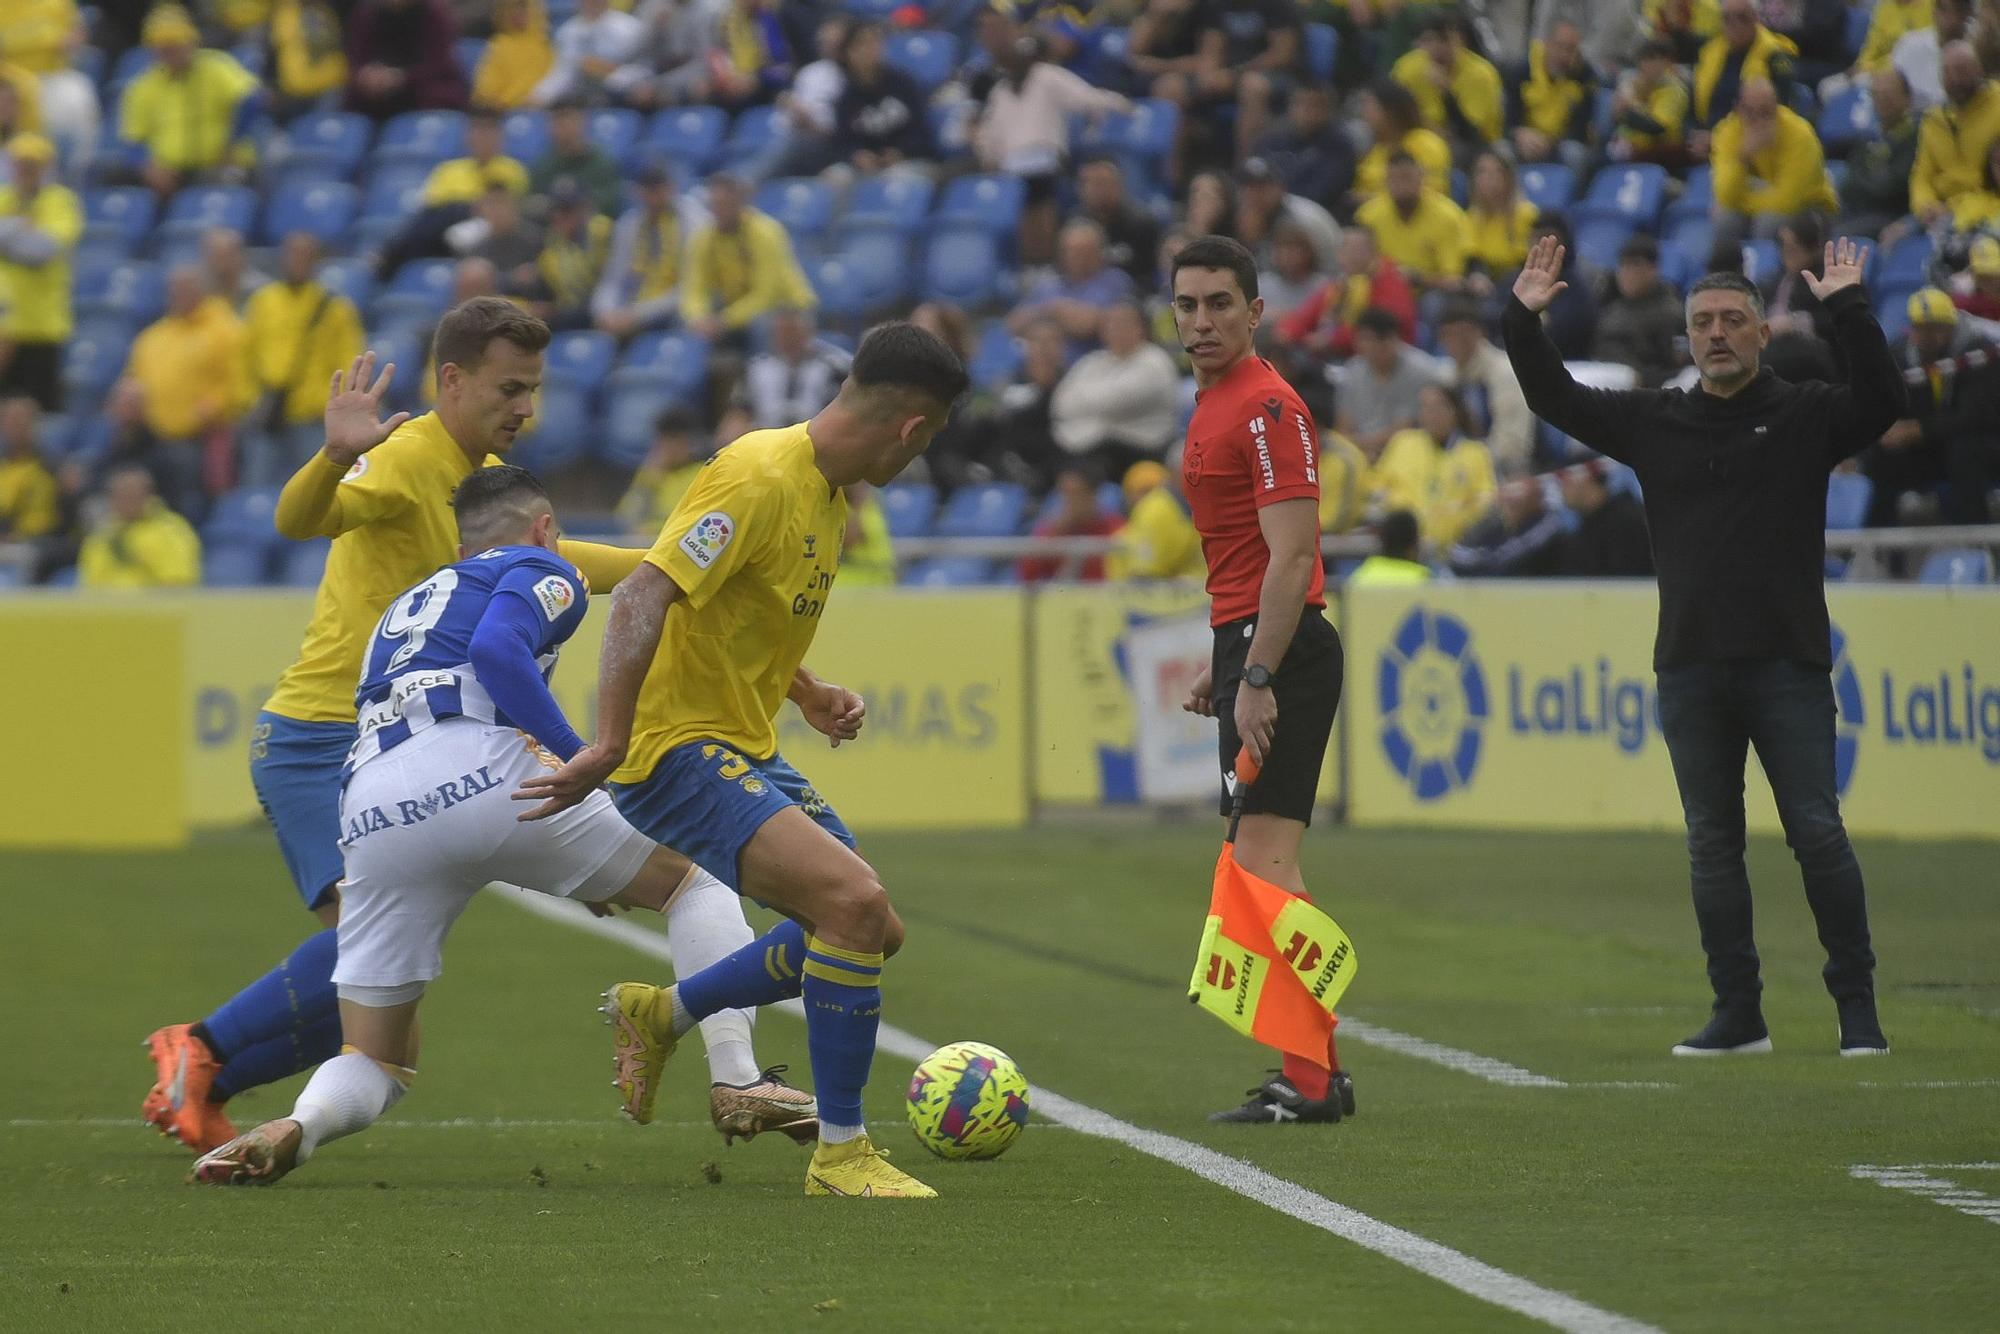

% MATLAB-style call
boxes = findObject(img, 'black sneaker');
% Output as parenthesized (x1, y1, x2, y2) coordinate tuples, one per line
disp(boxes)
(1837, 995, 1890, 1057)
(1331, 1070, 1356, 1118)
(1670, 1006, 1772, 1056)
(1207, 1072, 1343, 1124)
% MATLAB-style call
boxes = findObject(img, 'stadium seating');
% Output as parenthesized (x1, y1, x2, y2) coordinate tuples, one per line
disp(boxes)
(927, 102, 976, 160)
(279, 110, 373, 178)
(373, 110, 467, 168)
(967, 321, 1023, 391)
(1916, 548, 1996, 584)
(263, 180, 359, 245)
(823, 226, 911, 316)
(646, 105, 727, 175)
(372, 258, 457, 331)
(903, 557, 997, 586)
(618, 330, 711, 400)
(1582, 164, 1667, 226)
(1825, 472, 1872, 530)
(82, 186, 158, 252)
(74, 258, 166, 326)
(1818, 83, 1877, 156)
(1303, 23, 1339, 82)
(517, 379, 594, 474)
(838, 173, 935, 235)
(61, 320, 136, 402)
(1872, 231, 1934, 295)
(283, 538, 333, 587)
(600, 372, 688, 470)
(936, 482, 1029, 539)
(156, 186, 258, 249)
(1740, 238, 1781, 286)
(1571, 209, 1639, 270)
(544, 330, 618, 391)
(316, 258, 379, 312)
(587, 108, 643, 169)
(923, 225, 1005, 308)
(879, 483, 939, 539)
(368, 329, 427, 412)
(885, 30, 961, 92)
(501, 110, 551, 165)
(934, 174, 1027, 236)
(754, 177, 838, 241)
(721, 105, 781, 162)
(202, 487, 283, 560)
(202, 542, 270, 588)
(1519, 163, 1576, 213)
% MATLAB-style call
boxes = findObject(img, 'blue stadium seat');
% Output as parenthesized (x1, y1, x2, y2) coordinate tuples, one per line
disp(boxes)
(934, 174, 1026, 235)
(884, 30, 961, 92)
(878, 483, 938, 539)
(928, 102, 976, 160)
(360, 161, 433, 221)
(1081, 27, 1131, 83)
(1582, 164, 1667, 225)
(1519, 163, 1575, 212)
(1875, 292, 1912, 342)
(61, 319, 136, 401)
(923, 225, 1003, 307)
(73, 45, 106, 86)
(723, 105, 781, 160)
(385, 257, 458, 303)
(936, 482, 1029, 539)
(823, 226, 910, 316)
(1655, 239, 1695, 294)
(1303, 23, 1339, 82)
(317, 258, 378, 312)
(373, 110, 467, 168)
(545, 330, 617, 391)
(82, 186, 158, 251)
(74, 259, 166, 326)
(156, 185, 258, 247)
(967, 320, 1022, 390)
(1078, 99, 1179, 170)
(1668, 165, 1714, 221)
(280, 109, 373, 177)
(517, 377, 594, 474)
(365, 329, 426, 411)
(203, 487, 283, 552)
(753, 177, 837, 240)
(618, 330, 710, 399)
(809, 254, 871, 323)
(1665, 213, 1715, 272)
(840, 0, 904, 19)
(1872, 231, 1933, 294)
(1917, 547, 1995, 585)
(904, 557, 995, 587)
(501, 110, 550, 166)
(586, 108, 642, 169)
(1828, 159, 1849, 195)
(1818, 83, 1877, 155)
(263, 180, 359, 245)
(600, 372, 689, 469)
(1571, 209, 1639, 270)
(839, 173, 935, 234)
(203, 541, 270, 588)
(455, 37, 488, 79)
(1824, 472, 1872, 530)
(1740, 238, 1781, 286)
(111, 46, 155, 86)
(646, 105, 728, 175)
(283, 538, 333, 587)
(1844, 3, 1872, 61)
(1449, 167, 1469, 207)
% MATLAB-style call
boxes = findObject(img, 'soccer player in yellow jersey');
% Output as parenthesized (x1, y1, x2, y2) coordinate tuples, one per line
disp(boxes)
(518, 323, 970, 1199)
(141, 298, 795, 1155)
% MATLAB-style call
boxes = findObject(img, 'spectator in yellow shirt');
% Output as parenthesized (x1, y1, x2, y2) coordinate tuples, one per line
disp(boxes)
(1107, 457, 1203, 582)
(1351, 78, 1452, 205)
(1508, 21, 1595, 169)
(1910, 43, 2000, 230)
(126, 265, 253, 446)
(269, 0, 348, 118)
(240, 232, 366, 486)
(1690, 0, 1796, 151)
(472, 0, 554, 110)
(0, 395, 59, 539)
(1371, 384, 1497, 551)
(1852, 0, 1933, 78)
(1710, 78, 1838, 268)
(1391, 15, 1503, 153)
(78, 465, 201, 588)
(1609, 38, 1693, 168)
(0, 132, 80, 411)
(1462, 148, 1539, 286)
(1643, 0, 1720, 63)
(1356, 152, 1468, 291)
(1, 0, 100, 172)
(374, 106, 530, 280)
(680, 172, 816, 341)
(118, 5, 262, 195)
(1317, 430, 1371, 536)
(615, 407, 706, 534)
(839, 482, 897, 587)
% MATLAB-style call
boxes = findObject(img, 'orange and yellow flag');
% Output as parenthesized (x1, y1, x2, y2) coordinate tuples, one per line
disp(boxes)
(1187, 843, 1357, 1069)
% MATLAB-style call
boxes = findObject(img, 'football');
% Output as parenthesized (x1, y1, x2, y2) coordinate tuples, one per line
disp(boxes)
(905, 1041, 1031, 1160)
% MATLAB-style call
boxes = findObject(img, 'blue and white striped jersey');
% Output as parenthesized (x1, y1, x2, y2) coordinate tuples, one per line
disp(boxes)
(345, 545, 589, 775)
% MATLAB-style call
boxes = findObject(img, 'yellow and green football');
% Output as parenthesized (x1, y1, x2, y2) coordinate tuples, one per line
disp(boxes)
(905, 1041, 1031, 1160)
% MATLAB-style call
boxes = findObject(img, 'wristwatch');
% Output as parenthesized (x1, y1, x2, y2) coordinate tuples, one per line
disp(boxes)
(1243, 664, 1273, 690)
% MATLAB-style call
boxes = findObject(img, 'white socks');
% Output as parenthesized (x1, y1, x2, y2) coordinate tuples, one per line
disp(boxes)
(818, 1122, 865, 1145)
(291, 1050, 410, 1163)
(665, 868, 761, 1086)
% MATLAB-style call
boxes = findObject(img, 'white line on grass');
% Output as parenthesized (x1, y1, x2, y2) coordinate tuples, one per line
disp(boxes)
(1337, 1019, 1675, 1091)
(503, 889, 1663, 1334)
(1850, 1165, 2000, 1225)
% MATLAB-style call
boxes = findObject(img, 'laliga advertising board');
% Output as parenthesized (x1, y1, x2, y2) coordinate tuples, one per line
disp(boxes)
(1345, 582, 2000, 840)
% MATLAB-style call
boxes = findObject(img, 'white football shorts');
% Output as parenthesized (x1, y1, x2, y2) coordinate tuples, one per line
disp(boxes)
(333, 718, 653, 989)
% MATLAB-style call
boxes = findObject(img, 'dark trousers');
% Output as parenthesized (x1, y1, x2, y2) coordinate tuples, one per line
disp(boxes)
(1655, 659, 1876, 1010)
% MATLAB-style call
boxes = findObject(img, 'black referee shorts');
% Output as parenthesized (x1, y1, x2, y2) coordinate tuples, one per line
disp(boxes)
(1214, 608, 1344, 825)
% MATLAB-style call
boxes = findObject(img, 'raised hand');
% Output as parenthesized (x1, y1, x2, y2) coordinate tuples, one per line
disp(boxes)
(324, 352, 410, 468)
(1803, 236, 1869, 300)
(797, 679, 866, 748)
(1512, 235, 1569, 314)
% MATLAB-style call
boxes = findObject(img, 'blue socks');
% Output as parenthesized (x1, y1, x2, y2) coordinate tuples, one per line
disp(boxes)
(799, 937, 883, 1132)
(678, 918, 808, 1020)
(200, 928, 344, 1100)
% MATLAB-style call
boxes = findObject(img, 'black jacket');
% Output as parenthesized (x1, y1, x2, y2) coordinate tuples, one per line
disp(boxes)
(1502, 285, 1905, 669)
(1561, 493, 1654, 577)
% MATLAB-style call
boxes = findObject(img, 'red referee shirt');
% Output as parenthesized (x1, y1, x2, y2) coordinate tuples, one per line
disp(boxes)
(1182, 355, 1327, 626)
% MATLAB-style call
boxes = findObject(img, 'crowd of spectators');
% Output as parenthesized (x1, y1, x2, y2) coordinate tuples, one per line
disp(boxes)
(1, 0, 1999, 590)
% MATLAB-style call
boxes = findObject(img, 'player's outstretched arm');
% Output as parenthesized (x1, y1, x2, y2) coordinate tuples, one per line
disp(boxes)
(558, 539, 650, 591)
(514, 562, 680, 821)
(274, 352, 411, 540)
(789, 665, 865, 748)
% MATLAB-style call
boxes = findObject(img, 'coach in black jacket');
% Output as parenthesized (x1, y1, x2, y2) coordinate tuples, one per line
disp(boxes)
(1502, 235, 1904, 1059)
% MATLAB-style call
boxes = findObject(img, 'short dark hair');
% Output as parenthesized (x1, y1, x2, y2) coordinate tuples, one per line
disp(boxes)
(1171, 235, 1260, 302)
(1436, 299, 1483, 330)
(1356, 306, 1401, 339)
(1686, 269, 1766, 319)
(433, 297, 550, 373)
(654, 406, 698, 436)
(453, 463, 550, 547)
(1387, 150, 1419, 171)
(850, 320, 970, 408)
(1368, 79, 1421, 133)
(1378, 509, 1421, 559)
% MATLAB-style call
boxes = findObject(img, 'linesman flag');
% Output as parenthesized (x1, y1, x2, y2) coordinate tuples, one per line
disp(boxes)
(1187, 749, 1356, 1068)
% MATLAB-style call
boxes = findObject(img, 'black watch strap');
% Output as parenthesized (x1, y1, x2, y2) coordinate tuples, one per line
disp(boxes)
(1244, 664, 1273, 690)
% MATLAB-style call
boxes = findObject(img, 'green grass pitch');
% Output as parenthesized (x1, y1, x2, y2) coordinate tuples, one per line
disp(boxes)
(2, 824, 1996, 1332)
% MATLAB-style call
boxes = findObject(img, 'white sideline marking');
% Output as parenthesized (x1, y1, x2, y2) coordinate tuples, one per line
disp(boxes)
(1338, 1018, 1674, 1090)
(1859, 1079, 2000, 1090)
(1850, 1164, 2000, 1225)
(504, 890, 1663, 1334)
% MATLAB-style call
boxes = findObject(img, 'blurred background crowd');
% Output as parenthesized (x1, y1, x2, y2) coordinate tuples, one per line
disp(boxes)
(1, 0, 1998, 590)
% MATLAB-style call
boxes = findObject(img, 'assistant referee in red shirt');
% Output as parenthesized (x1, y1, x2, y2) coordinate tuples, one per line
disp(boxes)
(1172, 236, 1352, 1125)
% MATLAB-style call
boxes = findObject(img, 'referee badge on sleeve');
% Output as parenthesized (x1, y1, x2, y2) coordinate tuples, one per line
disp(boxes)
(341, 457, 370, 482)
(679, 511, 735, 569)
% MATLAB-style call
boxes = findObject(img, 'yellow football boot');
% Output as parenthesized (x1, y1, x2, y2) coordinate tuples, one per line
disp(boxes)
(804, 1134, 938, 1199)
(600, 982, 678, 1124)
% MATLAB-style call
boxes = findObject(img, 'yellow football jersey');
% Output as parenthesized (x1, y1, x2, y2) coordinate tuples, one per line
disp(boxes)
(615, 423, 846, 780)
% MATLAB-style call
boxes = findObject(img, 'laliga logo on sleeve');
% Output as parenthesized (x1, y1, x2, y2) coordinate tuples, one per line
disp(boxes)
(532, 575, 574, 622)
(679, 511, 735, 569)
(1377, 607, 1489, 802)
